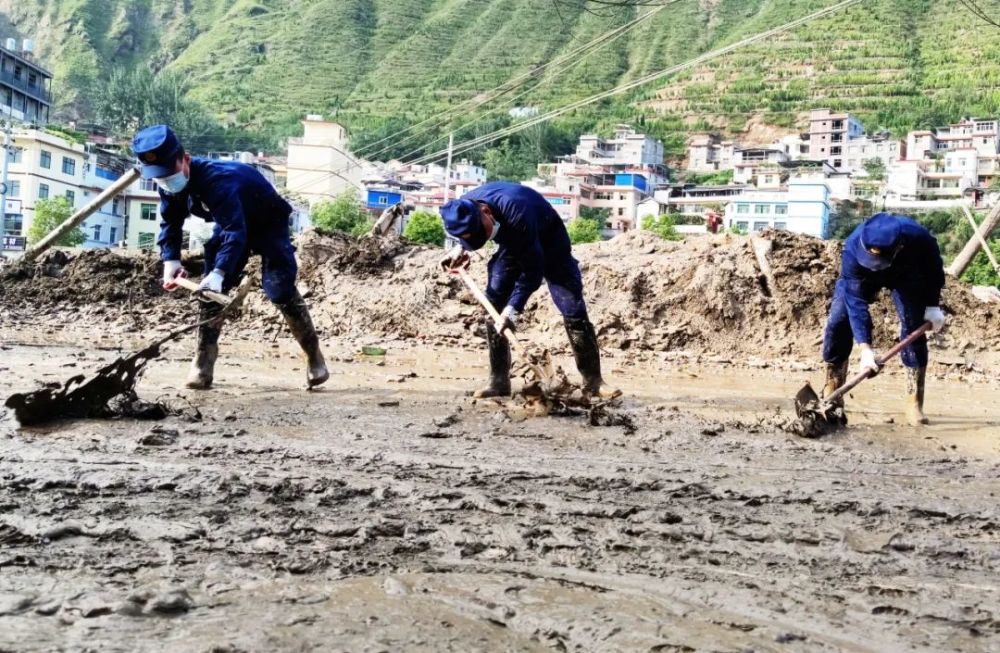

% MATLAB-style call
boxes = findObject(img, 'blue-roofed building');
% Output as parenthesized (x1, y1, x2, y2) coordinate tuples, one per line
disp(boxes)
(365, 188, 405, 212)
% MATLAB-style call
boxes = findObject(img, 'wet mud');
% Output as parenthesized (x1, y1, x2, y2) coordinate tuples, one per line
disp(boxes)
(1, 340, 998, 652)
(2, 231, 999, 651)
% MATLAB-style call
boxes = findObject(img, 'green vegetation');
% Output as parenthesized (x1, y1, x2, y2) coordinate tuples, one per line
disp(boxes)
(26, 197, 82, 246)
(566, 217, 602, 244)
(402, 210, 445, 246)
(682, 170, 734, 186)
(579, 206, 610, 224)
(641, 214, 682, 241)
(8, 0, 1000, 163)
(862, 159, 886, 181)
(311, 189, 371, 236)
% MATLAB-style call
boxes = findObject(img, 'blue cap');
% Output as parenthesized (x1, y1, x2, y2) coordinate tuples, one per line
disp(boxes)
(132, 125, 183, 180)
(858, 213, 904, 271)
(440, 198, 486, 250)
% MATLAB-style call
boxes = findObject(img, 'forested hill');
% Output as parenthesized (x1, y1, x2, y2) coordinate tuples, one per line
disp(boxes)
(3, 0, 1000, 159)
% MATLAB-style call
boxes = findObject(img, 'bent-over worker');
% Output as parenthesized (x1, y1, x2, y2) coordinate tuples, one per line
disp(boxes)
(439, 181, 619, 399)
(821, 212, 946, 425)
(132, 124, 328, 389)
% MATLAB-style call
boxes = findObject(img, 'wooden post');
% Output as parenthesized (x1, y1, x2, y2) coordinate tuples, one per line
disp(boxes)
(23, 167, 140, 263)
(947, 201, 1000, 278)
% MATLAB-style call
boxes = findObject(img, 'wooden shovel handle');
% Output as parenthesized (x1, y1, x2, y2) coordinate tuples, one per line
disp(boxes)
(173, 276, 232, 307)
(824, 322, 932, 405)
(456, 268, 525, 353)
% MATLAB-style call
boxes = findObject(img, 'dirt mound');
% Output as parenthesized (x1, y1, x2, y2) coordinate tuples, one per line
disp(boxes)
(0, 248, 166, 306)
(3, 230, 998, 366)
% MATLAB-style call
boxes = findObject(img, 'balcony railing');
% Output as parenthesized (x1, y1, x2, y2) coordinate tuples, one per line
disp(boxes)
(0, 69, 50, 103)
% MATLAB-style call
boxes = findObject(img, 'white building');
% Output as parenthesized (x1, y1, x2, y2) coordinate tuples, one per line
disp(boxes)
(686, 133, 736, 172)
(286, 116, 366, 205)
(724, 178, 831, 238)
(576, 124, 664, 168)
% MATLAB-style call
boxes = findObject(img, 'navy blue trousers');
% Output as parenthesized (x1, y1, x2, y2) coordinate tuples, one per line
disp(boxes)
(485, 251, 588, 319)
(203, 223, 298, 304)
(822, 279, 928, 368)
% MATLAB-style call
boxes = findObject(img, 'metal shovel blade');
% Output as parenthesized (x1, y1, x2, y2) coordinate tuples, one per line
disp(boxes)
(794, 381, 847, 438)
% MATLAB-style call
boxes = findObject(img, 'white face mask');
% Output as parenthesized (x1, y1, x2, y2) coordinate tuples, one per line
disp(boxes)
(156, 170, 189, 194)
(489, 221, 500, 241)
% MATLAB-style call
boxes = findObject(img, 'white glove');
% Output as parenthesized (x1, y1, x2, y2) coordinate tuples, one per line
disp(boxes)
(858, 346, 881, 377)
(198, 269, 225, 294)
(162, 260, 186, 291)
(439, 245, 469, 274)
(495, 305, 518, 335)
(924, 306, 945, 332)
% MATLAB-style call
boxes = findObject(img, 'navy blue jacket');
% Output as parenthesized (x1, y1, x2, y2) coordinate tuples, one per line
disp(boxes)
(157, 158, 292, 275)
(839, 217, 944, 344)
(462, 182, 572, 312)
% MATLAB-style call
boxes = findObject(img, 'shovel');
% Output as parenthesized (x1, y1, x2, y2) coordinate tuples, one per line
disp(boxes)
(794, 322, 932, 437)
(455, 268, 554, 388)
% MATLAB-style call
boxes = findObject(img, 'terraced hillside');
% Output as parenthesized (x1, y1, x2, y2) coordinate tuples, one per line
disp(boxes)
(2, 0, 1000, 155)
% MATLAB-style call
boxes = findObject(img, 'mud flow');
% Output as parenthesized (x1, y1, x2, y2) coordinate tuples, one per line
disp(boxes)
(1, 231, 998, 652)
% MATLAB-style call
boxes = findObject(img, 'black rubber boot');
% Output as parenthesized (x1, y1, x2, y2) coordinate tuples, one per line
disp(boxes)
(905, 366, 929, 426)
(474, 318, 512, 398)
(564, 317, 621, 399)
(186, 302, 222, 390)
(276, 291, 330, 388)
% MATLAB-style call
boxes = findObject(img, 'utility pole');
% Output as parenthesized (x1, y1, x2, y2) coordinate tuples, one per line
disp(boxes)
(443, 132, 454, 202)
(947, 200, 1000, 278)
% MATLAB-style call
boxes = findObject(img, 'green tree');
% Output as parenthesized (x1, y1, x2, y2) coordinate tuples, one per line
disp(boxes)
(566, 217, 602, 244)
(579, 206, 609, 225)
(862, 158, 886, 181)
(641, 214, 682, 240)
(960, 240, 1000, 287)
(402, 210, 445, 246)
(27, 197, 83, 246)
(311, 188, 370, 235)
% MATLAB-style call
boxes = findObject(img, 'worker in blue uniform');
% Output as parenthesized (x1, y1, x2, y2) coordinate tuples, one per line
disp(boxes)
(439, 181, 619, 399)
(822, 213, 946, 425)
(132, 125, 328, 389)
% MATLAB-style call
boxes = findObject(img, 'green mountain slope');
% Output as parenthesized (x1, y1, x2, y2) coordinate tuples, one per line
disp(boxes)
(3, 0, 1000, 158)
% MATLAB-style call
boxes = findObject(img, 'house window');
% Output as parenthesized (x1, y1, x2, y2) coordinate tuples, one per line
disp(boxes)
(755, 204, 769, 214)
(65, 190, 75, 205)
(92, 224, 101, 241)
(140, 203, 157, 221)
(774, 222, 787, 230)
(736, 221, 749, 231)
(753, 221, 768, 232)
(8, 180, 19, 197)
(38, 183, 48, 199)
(137, 232, 155, 250)
(736, 204, 749, 214)
(774, 205, 788, 215)
(7, 147, 21, 163)
(618, 207, 624, 216)
(109, 227, 117, 243)
(62, 157, 76, 176)
(377, 195, 389, 205)
(3, 213, 22, 236)
(140, 179, 158, 192)
(40, 150, 51, 169)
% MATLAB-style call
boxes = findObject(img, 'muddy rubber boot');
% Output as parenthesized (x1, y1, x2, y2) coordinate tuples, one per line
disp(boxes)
(564, 317, 621, 399)
(904, 366, 929, 426)
(821, 360, 849, 408)
(474, 318, 512, 398)
(277, 291, 329, 388)
(186, 302, 222, 390)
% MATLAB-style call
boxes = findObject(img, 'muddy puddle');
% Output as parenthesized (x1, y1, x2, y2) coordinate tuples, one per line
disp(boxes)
(1, 335, 999, 652)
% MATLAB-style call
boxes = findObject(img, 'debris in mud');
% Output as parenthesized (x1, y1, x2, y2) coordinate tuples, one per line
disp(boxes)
(297, 230, 408, 278)
(138, 426, 180, 447)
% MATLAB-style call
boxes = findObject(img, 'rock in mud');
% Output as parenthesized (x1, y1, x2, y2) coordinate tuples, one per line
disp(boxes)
(147, 590, 193, 615)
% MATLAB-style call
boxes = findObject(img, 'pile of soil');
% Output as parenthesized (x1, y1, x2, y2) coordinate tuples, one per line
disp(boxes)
(3, 230, 998, 365)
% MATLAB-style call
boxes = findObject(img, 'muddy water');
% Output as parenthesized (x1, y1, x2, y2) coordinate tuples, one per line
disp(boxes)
(1, 336, 999, 652)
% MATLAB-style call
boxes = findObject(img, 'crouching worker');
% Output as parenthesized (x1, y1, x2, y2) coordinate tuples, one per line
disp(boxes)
(822, 213, 946, 425)
(133, 124, 328, 389)
(439, 181, 619, 399)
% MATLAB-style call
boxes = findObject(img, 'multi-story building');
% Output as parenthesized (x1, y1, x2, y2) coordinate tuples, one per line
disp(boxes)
(524, 164, 653, 233)
(2, 129, 88, 255)
(286, 116, 365, 205)
(808, 108, 864, 168)
(0, 38, 51, 124)
(576, 124, 666, 172)
(732, 147, 790, 185)
(843, 132, 905, 172)
(905, 117, 1000, 189)
(724, 178, 832, 238)
(79, 146, 128, 249)
(686, 133, 736, 172)
(124, 177, 163, 251)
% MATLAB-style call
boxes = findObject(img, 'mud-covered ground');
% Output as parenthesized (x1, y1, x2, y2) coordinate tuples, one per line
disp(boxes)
(1, 328, 998, 652)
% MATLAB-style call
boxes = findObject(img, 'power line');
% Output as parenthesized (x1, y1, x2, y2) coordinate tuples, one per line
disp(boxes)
(957, 0, 1000, 29)
(407, 0, 866, 166)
